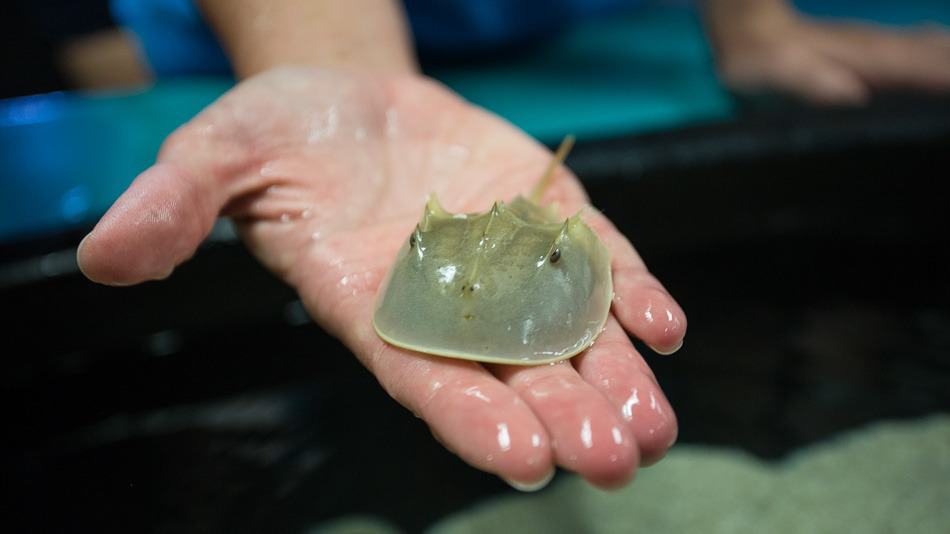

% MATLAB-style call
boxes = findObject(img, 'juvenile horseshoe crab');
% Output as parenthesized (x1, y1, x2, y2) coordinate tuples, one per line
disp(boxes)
(373, 137, 612, 365)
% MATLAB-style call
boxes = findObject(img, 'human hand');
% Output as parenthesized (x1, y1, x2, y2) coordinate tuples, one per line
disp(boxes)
(77, 67, 685, 489)
(705, 0, 950, 105)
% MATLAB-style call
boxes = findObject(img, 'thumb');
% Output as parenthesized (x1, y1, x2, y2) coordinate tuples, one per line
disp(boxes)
(77, 161, 225, 286)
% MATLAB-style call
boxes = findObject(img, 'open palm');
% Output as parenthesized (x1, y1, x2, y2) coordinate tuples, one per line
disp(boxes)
(78, 67, 685, 489)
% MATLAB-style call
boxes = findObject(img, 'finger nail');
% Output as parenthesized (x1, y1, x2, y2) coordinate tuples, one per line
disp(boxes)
(76, 233, 92, 275)
(77, 232, 91, 254)
(76, 232, 115, 285)
(153, 266, 175, 281)
(647, 339, 683, 356)
(502, 468, 556, 492)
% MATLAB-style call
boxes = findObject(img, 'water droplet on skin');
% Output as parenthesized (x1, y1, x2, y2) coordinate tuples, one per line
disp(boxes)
(649, 391, 664, 414)
(463, 386, 491, 403)
(308, 105, 339, 144)
(531, 434, 542, 448)
(311, 231, 322, 241)
(261, 163, 281, 178)
(280, 213, 291, 223)
(528, 387, 550, 399)
(611, 427, 624, 445)
(301, 209, 313, 219)
(447, 144, 469, 159)
(622, 388, 640, 421)
(497, 423, 512, 452)
(580, 418, 593, 449)
(385, 108, 399, 138)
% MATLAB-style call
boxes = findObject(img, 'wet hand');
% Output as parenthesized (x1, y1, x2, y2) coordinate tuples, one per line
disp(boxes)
(77, 67, 685, 489)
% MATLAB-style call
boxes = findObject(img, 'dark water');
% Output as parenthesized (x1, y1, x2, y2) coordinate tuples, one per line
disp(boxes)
(2, 98, 949, 533)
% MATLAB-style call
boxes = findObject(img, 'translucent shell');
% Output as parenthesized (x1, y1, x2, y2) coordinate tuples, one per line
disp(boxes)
(373, 194, 612, 365)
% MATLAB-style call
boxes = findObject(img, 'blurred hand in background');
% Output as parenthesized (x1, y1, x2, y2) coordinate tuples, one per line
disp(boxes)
(43, 0, 950, 106)
(705, 0, 950, 105)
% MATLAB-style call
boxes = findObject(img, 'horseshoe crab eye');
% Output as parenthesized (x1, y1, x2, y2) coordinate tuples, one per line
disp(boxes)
(373, 137, 614, 366)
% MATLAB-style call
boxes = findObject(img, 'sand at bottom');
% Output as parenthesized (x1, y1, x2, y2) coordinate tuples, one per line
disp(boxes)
(313, 414, 950, 534)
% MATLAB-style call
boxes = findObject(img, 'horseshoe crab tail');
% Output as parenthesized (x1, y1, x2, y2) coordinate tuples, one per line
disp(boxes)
(529, 134, 575, 204)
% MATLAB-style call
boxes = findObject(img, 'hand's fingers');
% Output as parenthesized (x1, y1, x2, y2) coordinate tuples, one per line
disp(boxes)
(573, 318, 678, 466)
(785, 57, 871, 105)
(489, 359, 639, 489)
(77, 161, 225, 285)
(811, 24, 950, 93)
(755, 44, 870, 105)
(293, 227, 556, 488)
(919, 24, 950, 49)
(585, 210, 686, 355)
(366, 339, 555, 488)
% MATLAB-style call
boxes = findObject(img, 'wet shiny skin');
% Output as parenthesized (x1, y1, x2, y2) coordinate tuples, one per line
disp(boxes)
(77, 67, 686, 490)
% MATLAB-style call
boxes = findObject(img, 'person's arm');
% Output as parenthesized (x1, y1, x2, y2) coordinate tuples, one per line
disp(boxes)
(196, 0, 418, 78)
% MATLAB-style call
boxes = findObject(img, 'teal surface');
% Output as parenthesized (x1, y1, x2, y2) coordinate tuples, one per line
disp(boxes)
(430, 6, 735, 144)
(0, 79, 230, 241)
(794, 0, 950, 25)
(2, 2, 950, 242)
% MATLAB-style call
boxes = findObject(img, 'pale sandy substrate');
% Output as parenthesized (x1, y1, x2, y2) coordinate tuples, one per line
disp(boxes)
(313, 414, 950, 534)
